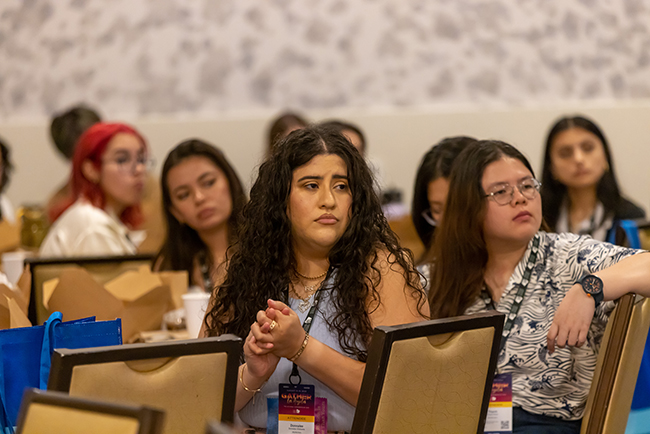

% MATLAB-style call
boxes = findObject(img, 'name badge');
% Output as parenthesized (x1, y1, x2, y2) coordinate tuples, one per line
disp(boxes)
(278, 383, 315, 434)
(267, 396, 327, 434)
(484, 373, 512, 434)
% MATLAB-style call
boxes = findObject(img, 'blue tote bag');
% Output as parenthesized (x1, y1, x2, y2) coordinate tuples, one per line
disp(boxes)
(0, 312, 122, 432)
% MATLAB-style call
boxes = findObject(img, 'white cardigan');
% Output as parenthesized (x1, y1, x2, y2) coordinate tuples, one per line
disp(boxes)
(39, 200, 137, 257)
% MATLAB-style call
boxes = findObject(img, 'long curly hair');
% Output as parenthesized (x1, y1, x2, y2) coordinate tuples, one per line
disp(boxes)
(155, 139, 247, 286)
(205, 125, 425, 362)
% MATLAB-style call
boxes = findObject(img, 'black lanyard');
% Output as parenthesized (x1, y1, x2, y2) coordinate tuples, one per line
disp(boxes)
(289, 287, 324, 385)
(485, 234, 540, 354)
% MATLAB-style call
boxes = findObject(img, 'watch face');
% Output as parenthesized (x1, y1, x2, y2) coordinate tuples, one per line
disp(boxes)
(582, 275, 603, 295)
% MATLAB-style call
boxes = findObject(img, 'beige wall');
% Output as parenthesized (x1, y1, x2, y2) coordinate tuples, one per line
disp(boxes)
(3, 102, 649, 215)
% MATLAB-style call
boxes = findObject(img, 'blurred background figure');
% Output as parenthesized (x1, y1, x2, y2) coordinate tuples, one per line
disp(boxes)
(0, 136, 15, 224)
(266, 111, 308, 156)
(46, 105, 102, 223)
(320, 119, 366, 155)
(541, 115, 645, 245)
(40, 122, 151, 257)
(411, 136, 478, 263)
(154, 139, 246, 290)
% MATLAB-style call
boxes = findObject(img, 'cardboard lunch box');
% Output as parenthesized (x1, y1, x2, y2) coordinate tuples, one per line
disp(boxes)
(0, 219, 21, 254)
(0, 271, 32, 329)
(41, 266, 187, 342)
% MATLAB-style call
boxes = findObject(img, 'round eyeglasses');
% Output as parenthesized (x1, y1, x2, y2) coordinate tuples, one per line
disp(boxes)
(103, 156, 156, 173)
(484, 178, 541, 206)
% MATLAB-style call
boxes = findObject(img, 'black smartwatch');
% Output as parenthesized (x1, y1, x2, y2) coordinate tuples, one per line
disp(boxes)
(579, 274, 604, 307)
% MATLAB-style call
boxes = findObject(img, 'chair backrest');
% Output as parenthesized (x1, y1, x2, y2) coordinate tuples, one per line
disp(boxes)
(26, 254, 154, 324)
(16, 388, 165, 434)
(581, 293, 650, 434)
(351, 311, 504, 434)
(47, 335, 241, 434)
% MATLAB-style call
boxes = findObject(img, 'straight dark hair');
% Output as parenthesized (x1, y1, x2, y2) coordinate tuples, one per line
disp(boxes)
(155, 139, 246, 286)
(429, 140, 537, 319)
(411, 136, 477, 259)
(540, 115, 621, 230)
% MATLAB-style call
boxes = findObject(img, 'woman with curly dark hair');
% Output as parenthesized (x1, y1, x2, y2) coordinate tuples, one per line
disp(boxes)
(154, 139, 246, 289)
(203, 125, 428, 431)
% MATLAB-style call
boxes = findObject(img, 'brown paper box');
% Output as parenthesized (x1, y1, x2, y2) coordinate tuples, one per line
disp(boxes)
(46, 267, 175, 342)
(0, 220, 20, 254)
(0, 283, 31, 329)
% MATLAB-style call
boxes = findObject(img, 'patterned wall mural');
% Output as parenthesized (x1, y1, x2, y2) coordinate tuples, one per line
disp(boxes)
(0, 0, 649, 120)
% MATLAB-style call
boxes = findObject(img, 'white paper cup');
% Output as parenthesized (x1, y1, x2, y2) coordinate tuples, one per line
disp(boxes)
(182, 292, 211, 339)
(2, 251, 30, 286)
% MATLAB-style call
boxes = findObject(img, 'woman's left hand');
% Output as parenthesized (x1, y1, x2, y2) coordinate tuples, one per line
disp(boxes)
(252, 299, 306, 359)
(547, 284, 596, 353)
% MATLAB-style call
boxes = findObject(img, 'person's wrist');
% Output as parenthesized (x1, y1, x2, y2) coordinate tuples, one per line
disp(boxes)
(289, 331, 309, 362)
(240, 364, 267, 393)
(578, 274, 604, 307)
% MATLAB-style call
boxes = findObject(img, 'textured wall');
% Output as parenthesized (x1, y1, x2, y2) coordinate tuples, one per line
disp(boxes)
(1, 0, 649, 120)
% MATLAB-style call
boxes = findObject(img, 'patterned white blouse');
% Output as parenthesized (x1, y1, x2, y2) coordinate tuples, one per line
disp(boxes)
(421, 231, 644, 420)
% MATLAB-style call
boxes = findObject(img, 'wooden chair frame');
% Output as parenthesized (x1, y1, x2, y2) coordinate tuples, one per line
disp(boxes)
(16, 388, 165, 434)
(47, 335, 241, 424)
(581, 293, 650, 434)
(351, 311, 504, 434)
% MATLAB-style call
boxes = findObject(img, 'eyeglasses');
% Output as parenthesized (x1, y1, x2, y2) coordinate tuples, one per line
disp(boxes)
(484, 178, 541, 206)
(103, 156, 155, 173)
(421, 209, 438, 227)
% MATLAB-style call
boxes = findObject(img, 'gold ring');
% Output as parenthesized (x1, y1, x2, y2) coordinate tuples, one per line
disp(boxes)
(269, 320, 278, 331)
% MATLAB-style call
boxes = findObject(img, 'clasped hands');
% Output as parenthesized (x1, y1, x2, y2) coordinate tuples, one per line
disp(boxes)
(243, 299, 307, 380)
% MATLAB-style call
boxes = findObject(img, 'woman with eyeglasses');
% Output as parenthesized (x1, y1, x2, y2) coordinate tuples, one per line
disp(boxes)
(424, 140, 650, 433)
(411, 136, 477, 263)
(40, 122, 152, 257)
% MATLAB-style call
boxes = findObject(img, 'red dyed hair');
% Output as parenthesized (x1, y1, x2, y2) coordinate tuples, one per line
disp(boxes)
(49, 122, 147, 228)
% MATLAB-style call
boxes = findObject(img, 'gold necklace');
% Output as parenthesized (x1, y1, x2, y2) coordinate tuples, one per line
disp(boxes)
(290, 281, 321, 313)
(294, 269, 328, 280)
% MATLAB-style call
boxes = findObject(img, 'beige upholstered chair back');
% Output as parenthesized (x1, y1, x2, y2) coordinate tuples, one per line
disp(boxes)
(27, 254, 153, 324)
(16, 388, 164, 434)
(581, 294, 650, 434)
(351, 311, 504, 434)
(205, 420, 239, 434)
(48, 336, 241, 434)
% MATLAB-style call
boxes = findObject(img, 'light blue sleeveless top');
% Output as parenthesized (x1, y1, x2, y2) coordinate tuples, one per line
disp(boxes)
(238, 278, 360, 431)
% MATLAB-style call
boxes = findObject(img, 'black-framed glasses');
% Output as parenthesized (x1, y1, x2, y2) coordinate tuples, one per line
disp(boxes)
(421, 209, 437, 227)
(484, 178, 541, 206)
(103, 156, 155, 173)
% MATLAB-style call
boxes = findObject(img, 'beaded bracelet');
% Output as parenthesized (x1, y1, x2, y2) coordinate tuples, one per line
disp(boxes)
(239, 364, 263, 394)
(289, 332, 310, 362)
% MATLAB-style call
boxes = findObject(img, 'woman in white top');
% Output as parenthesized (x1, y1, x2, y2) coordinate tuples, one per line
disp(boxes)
(40, 122, 152, 257)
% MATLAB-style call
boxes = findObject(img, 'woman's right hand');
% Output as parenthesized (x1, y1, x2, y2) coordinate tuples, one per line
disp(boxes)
(243, 329, 280, 382)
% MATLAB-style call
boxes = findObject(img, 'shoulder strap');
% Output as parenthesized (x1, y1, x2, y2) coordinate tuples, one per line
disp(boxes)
(608, 220, 641, 249)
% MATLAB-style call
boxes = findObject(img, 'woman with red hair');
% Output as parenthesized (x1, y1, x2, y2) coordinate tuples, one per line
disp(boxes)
(40, 122, 151, 257)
